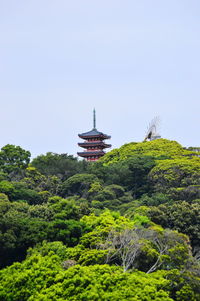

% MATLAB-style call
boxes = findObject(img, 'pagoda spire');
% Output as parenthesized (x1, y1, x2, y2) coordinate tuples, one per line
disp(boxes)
(93, 108, 96, 129)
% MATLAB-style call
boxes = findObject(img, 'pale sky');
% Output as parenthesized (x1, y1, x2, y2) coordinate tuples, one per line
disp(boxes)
(0, 1, 200, 158)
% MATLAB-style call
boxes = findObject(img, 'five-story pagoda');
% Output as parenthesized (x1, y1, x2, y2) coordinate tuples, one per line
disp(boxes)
(77, 109, 111, 161)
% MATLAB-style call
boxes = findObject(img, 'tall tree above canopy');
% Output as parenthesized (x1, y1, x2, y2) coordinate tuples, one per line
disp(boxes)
(0, 144, 31, 174)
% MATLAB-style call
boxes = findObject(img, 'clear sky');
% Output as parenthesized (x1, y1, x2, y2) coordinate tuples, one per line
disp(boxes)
(0, 1, 200, 158)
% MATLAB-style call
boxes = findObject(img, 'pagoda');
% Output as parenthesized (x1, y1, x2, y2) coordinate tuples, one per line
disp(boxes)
(77, 109, 111, 161)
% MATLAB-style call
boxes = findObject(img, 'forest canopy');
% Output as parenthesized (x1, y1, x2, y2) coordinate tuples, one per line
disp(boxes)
(0, 139, 200, 301)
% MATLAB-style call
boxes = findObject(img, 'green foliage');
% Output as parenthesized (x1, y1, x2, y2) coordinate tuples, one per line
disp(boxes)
(0, 197, 84, 268)
(0, 144, 31, 175)
(0, 200, 50, 267)
(133, 213, 150, 226)
(80, 210, 135, 248)
(1, 241, 199, 301)
(27, 204, 54, 221)
(166, 269, 200, 301)
(31, 152, 88, 180)
(78, 249, 108, 265)
(31, 265, 174, 301)
(149, 157, 200, 193)
(0, 246, 174, 301)
(21, 166, 61, 194)
(101, 139, 193, 165)
(88, 181, 103, 195)
(123, 156, 155, 197)
(60, 173, 99, 197)
(48, 198, 81, 220)
(0, 139, 200, 300)
(91, 156, 156, 198)
(12, 182, 43, 204)
(0, 248, 63, 301)
(0, 172, 8, 181)
(0, 180, 15, 199)
(49, 219, 83, 245)
(148, 201, 200, 248)
(0, 181, 44, 204)
(0, 193, 9, 202)
(168, 186, 200, 202)
(27, 241, 68, 260)
(95, 187, 116, 201)
(140, 193, 170, 207)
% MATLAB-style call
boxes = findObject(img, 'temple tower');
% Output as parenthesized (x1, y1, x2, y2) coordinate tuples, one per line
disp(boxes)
(77, 109, 111, 161)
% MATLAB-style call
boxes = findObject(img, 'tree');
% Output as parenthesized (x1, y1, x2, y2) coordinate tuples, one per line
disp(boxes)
(11, 182, 43, 204)
(149, 157, 200, 193)
(0, 197, 84, 268)
(140, 193, 170, 207)
(124, 156, 156, 197)
(101, 139, 192, 165)
(0, 144, 31, 176)
(90, 156, 155, 198)
(102, 228, 144, 272)
(148, 201, 200, 250)
(21, 166, 61, 195)
(60, 173, 99, 197)
(31, 152, 88, 180)
(100, 227, 190, 273)
(0, 246, 174, 301)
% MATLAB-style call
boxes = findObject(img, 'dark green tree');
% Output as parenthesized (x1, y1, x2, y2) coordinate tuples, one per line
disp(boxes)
(147, 201, 200, 249)
(31, 152, 88, 180)
(0, 144, 31, 175)
(60, 173, 99, 197)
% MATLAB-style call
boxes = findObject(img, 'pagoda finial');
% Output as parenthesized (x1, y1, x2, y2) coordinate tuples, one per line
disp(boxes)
(93, 108, 96, 129)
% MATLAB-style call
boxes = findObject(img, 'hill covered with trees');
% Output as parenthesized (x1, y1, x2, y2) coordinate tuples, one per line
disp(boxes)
(0, 139, 200, 300)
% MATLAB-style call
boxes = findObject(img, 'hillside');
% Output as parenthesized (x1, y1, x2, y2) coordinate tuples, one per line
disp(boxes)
(101, 138, 196, 163)
(0, 140, 200, 301)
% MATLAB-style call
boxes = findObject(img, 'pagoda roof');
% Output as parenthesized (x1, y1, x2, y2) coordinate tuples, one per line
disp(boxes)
(78, 128, 111, 139)
(77, 151, 105, 157)
(78, 141, 111, 149)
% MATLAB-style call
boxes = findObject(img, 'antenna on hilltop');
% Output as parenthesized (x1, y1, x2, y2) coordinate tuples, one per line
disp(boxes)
(144, 116, 161, 141)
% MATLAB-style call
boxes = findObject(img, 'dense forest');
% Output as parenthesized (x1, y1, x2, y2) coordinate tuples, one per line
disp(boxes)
(0, 139, 200, 300)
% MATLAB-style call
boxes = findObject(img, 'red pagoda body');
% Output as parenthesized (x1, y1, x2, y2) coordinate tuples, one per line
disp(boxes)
(77, 110, 111, 162)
